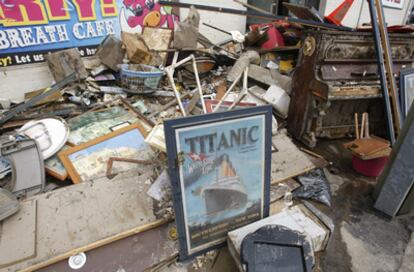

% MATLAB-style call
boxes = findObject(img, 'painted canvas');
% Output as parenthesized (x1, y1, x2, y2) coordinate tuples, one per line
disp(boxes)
(67, 106, 140, 145)
(59, 125, 153, 183)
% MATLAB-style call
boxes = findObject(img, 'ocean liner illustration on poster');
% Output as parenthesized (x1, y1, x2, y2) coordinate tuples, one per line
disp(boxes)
(202, 154, 248, 216)
(165, 106, 272, 258)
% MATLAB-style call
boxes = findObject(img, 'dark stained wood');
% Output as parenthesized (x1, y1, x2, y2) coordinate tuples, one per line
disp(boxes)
(287, 30, 414, 147)
(45, 49, 88, 81)
(39, 223, 178, 272)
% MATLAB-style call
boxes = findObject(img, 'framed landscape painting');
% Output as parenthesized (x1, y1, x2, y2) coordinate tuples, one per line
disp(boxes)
(45, 144, 72, 181)
(59, 124, 153, 183)
(164, 106, 272, 260)
(67, 100, 146, 145)
(205, 100, 256, 113)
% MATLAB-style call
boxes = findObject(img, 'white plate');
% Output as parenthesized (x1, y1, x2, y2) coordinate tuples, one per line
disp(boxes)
(18, 118, 69, 160)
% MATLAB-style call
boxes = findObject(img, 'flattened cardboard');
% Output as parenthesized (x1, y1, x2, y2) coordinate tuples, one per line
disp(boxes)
(45, 48, 88, 81)
(0, 199, 37, 268)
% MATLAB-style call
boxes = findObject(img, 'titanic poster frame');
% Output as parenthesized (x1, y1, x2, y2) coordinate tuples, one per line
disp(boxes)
(164, 106, 272, 260)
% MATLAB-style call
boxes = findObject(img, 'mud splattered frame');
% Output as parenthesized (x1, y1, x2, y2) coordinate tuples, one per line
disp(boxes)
(164, 105, 272, 260)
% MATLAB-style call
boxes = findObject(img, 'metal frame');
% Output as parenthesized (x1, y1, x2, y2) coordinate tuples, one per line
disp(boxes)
(374, 99, 414, 218)
(1, 138, 45, 196)
(165, 53, 206, 116)
(374, 0, 402, 132)
(241, 225, 313, 272)
(212, 67, 249, 112)
(399, 68, 414, 120)
(367, 0, 397, 144)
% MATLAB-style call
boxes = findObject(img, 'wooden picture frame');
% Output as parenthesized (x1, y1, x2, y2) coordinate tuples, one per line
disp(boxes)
(45, 144, 73, 181)
(110, 121, 132, 132)
(164, 106, 273, 260)
(205, 100, 256, 113)
(59, 124, 151, 184)
(400, 68, 414, 121)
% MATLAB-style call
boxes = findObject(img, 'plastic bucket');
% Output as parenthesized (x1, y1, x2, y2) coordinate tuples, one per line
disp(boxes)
(119, 64, 163, 94)
(352, 155, 389, 177)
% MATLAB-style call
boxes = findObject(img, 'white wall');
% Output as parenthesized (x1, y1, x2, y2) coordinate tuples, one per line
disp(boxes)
(320, 0, 413, 28)
(0, 58, 98, 102)
(358, 0, 413, 26)
(179, 0, 247, 44)
(0, 63, 54, 102)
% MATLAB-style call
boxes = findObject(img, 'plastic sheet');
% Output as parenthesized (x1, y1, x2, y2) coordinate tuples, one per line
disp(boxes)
(293, 168, 332, 207)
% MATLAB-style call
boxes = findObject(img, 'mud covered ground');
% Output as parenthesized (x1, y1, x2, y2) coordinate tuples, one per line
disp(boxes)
(314, 140, 413, 272)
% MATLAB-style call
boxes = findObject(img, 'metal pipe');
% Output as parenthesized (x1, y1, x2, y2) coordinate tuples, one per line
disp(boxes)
(192, 57, 207, 113)
(165, 68, 187, 116)
(202, 23, 232, 35)
(165, 54, 207, 115)
(367, 0, 396, 144)
(233, 0, 274, 15)
(374, 0, 402, 132)
(212, 72, 244, 112)
(229, 67, 249, 110)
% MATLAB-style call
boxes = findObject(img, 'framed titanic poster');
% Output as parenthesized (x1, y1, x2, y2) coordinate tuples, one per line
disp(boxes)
(164, 105, 272, 260)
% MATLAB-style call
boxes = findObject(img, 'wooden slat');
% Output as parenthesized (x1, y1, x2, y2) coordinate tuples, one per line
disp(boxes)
(271, 133, 316, 185)
(374, 0, 402, 133)
(0, 200, 37, 268)
(20, 219, 171, 272)
(2, 170, 159, 272)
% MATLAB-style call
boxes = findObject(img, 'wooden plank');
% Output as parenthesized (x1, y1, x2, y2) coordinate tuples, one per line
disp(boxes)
(374, 0, 402, 133)
(271, 133, 316, 185)
(142, 27, 173, 66)
(0, 200, 37, 268)
(360, 147, 392, 160)
(45, 48, 88, 81)
(367, 0, 397, 144)
(343, 136, 390, 157)
(24, 89, 63, 107)
(1, 170, 158, 272)
(21, 219, 172, 272)
(270, 179, 301, 203)
(355, 113, 360, 139)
